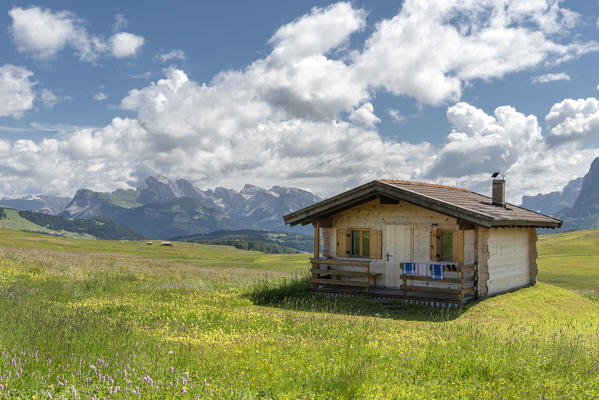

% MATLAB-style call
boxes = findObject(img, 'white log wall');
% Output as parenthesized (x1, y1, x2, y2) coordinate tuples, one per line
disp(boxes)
(486, 228, 531, 295)
(321, 199, 476, 288)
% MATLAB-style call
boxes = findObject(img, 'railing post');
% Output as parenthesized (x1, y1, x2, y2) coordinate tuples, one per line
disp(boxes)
(312, 221, 320, 288)
(313, 221, 320, 259)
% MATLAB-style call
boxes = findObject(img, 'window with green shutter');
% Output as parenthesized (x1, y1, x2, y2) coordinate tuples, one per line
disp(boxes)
(441, 231, 453, 261)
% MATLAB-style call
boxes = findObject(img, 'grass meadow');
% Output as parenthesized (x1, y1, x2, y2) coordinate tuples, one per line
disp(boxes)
(0, 228, 598, 398)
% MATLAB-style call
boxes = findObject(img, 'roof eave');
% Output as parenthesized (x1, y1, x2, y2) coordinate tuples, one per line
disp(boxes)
(489, 219, 563, 229)
(284, 180, 496, 228)
(283, 181, 380, 226)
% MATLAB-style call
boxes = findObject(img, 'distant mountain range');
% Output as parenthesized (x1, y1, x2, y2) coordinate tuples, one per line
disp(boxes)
(38, 175, 319, 239)
(0, 175, 319, 240)
(4, 163, 599, 238)
(558, 158, 599, 231)
(521, 178, 583, 216)
(0, 194, 70, 215)
(521, 157, 599, 231)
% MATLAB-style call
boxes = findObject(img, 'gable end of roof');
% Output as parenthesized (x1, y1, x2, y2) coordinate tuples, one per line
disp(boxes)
(283, 180, 562, 229)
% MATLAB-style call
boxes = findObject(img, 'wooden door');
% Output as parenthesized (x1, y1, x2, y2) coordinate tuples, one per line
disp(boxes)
(384, 224, 413, 288)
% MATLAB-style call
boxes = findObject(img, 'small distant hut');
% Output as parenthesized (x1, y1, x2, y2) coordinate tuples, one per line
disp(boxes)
(161, 241, 172, 247)
(284, 178, 561, 304)
(146, 241, 153, 245)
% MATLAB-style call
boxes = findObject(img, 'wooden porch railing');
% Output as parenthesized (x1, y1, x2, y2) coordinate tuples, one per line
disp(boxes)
(310, 258, 381, 292)
(400, 264, 476, 301)
(309, 258, 477, 302)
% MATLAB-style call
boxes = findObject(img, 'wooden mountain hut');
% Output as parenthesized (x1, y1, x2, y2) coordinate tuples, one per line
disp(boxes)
(283, 178, 562, 304)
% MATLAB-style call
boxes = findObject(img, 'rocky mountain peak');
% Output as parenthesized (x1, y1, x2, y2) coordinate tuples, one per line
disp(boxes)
(70, 188, 95, 200)
(213, 187, 239, 197)
(175, 179, 199, 198)
(21, 174, 322, 237)
(569, 157, 599, 215)
(240, 184, 265, 199)
(137, 175, 174, 191)
(521, 176, 583, 215)
(269, 185, 312, 196)
(137, 175, 182, 204)
(61, 189, 110, 219)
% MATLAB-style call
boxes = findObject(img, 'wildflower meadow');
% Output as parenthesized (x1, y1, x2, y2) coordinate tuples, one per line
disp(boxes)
(0, 229, 598, 399)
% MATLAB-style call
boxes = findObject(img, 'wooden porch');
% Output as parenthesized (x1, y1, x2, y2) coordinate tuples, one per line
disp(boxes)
(310, 257, 477, 304)
(310, 258, 381, 291)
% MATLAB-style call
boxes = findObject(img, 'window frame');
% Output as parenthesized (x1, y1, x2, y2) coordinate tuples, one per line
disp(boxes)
(349, 228, 371, 258)
(431, 228, 464, 264)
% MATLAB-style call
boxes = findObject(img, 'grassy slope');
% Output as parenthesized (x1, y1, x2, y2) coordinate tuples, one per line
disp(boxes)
(0, 209, 94, 239)
(0, 228, 597, 398)
(0, 208, 55, 233)
(108, 188, 142, 208)
(0, 228, 308, 272)
(537, 228, 599, 290)
(0, 208, 113, 239)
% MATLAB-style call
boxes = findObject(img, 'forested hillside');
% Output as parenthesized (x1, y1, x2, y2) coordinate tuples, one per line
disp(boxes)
(19, 210, 146, 240)
(173, 229, 312, 253)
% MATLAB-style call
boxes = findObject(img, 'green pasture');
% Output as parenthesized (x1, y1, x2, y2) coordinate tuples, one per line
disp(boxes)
(0, 209, 93, 239)
(0, 227, 597, 399)
(0, 208, 55, 234)
(0, 229, 308, 272)
(538, 228, 599, 291)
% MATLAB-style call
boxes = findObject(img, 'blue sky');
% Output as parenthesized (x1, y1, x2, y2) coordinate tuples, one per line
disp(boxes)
(1, 1, 599, 201)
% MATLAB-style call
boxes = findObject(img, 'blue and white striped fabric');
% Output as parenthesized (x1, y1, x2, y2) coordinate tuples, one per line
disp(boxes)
(402, 262, 415, 275)
(431, 264, 444, 280)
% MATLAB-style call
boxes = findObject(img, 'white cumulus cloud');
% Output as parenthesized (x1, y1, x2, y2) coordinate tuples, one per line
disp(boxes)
(427, 102, 544, 180)
(425, 102, 597, 200)
(356, 0, 597, 105)
(269, 2, 366, 59)
(9, 6, 144, 62)
(546, 97, 599, 146)
(109, 32, 144, 58)
(0, 64, 36, 118)
(349, 103, 380, 128)
(9, 6, 106, 61)
(0, 1, 598, 201)
(532, 72, 570, 83)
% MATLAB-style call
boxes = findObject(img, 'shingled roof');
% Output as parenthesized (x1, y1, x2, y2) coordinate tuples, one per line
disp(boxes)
(283, 180, 562, 229)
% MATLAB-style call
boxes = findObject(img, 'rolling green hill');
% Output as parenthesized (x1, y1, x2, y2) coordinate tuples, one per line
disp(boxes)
(0, 207, 145, 240)
(537, 228, 599, 291)
(19, 210, 146, 240)
(172, 229, 313, 253)
(0, 208, 61, 236)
